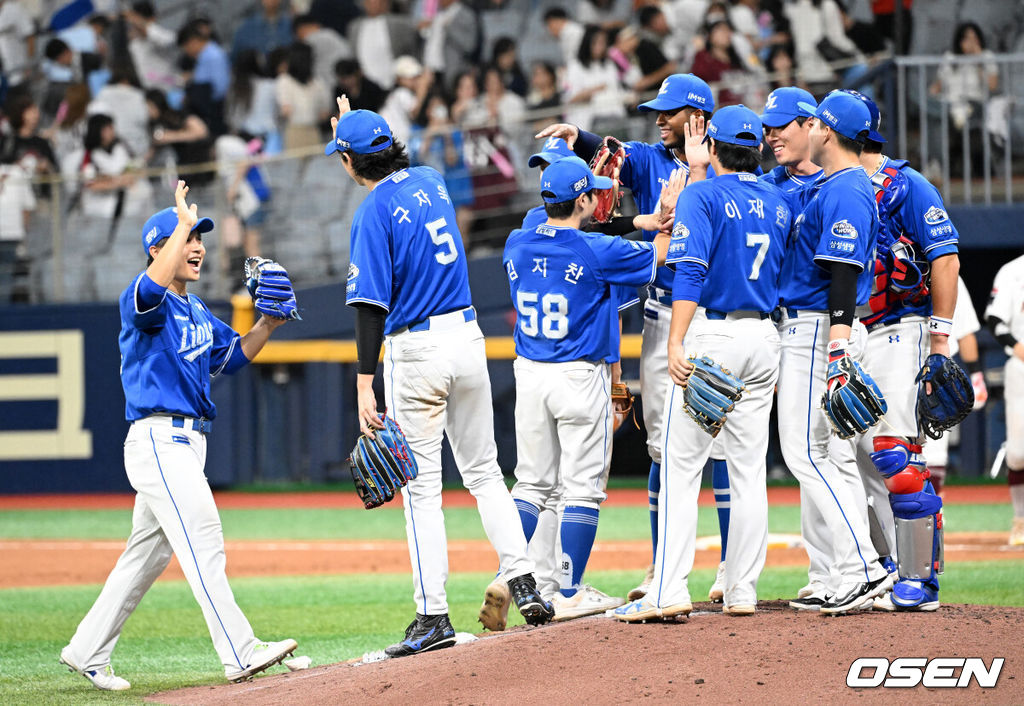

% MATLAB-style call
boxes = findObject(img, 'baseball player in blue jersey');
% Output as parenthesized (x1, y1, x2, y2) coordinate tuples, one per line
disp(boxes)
(776, 91, 893, 614)
(615, 106, 791, 620)
(759, 87, 823, 213)
(60, 182, 297, 691)
(536, 74, 738, 602)
(505, 156, 669, 620)
(844, 91, 960, 612)
(325, 99, 552, 655)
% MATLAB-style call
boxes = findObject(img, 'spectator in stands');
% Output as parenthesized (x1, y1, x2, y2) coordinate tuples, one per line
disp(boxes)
(333, 58, 388, 112)
(293, 13, 353, 91)
(871, 0, 912, 55)
(178, 20, 231, 135)
(564, 25, 632, 132)
(491, 37, 528, 98)
(451, 68, 488, 126)
(72, 113, 143, 218)
(482, 64, 526, 134)
(765, 43, 807, 91)
(227, 50, 279, 142)
(124, 0, 179, 91)
(44, 38, 77, 83)
(783, 0, 867, 93)
(836, 0, 888, 57)
(930, 21, 1001, 176)
(91, 66, 151, 160)
(409, 92, 475, 243)
(526, 61, 561, 118)
(0, 134, 35, 303)
(665, 0, 712, 63)
(543, 8, 585, 66)
(214, 133, 269, 276)
(275, 41, 330, 150)
(0, 0, 36, 83)
(310, 0, 361, 38)
(145, 88, 213, 183)
(348, 0, 421, 90)
(578, 0, 630, 31)
(606, 26, 644, 86)
(633, 7, 679, 92)
(5, 92, 59, 182)
(52, 84, 92, 170)
(422, 0, 481, 89)
(231, 0, 294, 61)
(690, 20, 753, 106)
(380, 55, 431, 144)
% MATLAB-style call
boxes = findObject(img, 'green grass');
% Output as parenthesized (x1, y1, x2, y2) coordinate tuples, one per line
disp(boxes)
(0, 502, 1014, 541)
(3, 561, 1023, 705)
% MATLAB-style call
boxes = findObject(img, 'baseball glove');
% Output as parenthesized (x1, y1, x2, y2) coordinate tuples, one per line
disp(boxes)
(821, 354, 888, 439)
(244, 256, 301, 320)
(350, 415, 419, 509)
(916, 354, 974, 439)
(588, 136, 626, 223)
(683, 356, 745, 437)
(611, 382, 635, 432)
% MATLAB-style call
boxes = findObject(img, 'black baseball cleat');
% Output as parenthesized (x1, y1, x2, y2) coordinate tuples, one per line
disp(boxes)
(788, 594, 830, 611)
(820, 574, 893, 615)
(508, 574, 555, 626)
(384, 614, 457, 658)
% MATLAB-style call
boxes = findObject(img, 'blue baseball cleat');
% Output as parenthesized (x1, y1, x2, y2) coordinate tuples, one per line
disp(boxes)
(891, 579, 940, 612)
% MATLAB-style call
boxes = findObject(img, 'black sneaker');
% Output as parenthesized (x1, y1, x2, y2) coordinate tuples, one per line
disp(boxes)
(788, 594, 830, 611)
(820, 574, 893, 615)
(508, 574, 555, 626)
(384, 614, 457, 657)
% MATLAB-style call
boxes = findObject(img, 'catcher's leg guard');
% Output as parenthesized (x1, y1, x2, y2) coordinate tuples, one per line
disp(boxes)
(872, 437, 943, 609)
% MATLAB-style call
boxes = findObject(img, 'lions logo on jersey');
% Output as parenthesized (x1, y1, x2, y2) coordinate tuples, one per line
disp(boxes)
(923, 206, 949, 225)
(830, 219, 858, 239)
(672, 222, 690, 238)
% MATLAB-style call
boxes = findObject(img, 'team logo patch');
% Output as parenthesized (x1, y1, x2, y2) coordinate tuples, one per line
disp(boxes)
(171, 435, 190, 446)
(687, 91, 706, 105)
(765, 92, 779, 110)
(672, 222, 690, 238)
(537, 224, 557, 236)
(830, 219, 858, 239)
(923, 206, 949, 225)
(347, 263, 359, 281)
(776, 204, 788, 225)
(145, 226, 160, 245)
(572, 176, 588, 192)
(820, 108, 838, 126)
(337, 137, 350, 148)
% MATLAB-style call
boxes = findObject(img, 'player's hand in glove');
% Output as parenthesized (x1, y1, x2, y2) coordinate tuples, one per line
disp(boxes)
(683, 355, 745, 437)
(971, 370, 988, 410)
(245, 256, 301, 320)
(588, 136, 626, 223)
(611, 382, 635, 432)
(350, 415, 419, 509)
(916, 353, 974, 439)
(821, 339, 887, 439)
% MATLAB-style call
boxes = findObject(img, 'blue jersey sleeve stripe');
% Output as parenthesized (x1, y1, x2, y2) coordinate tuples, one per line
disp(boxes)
(211, 335, 238, 377)
(673, 255, 710, 268)
(618, 295, 641, 311)
(644, 247, 658, 285)
(814, 254, 865, 271)
(346, 296, 391, 312)
(923, 239, 959, 254)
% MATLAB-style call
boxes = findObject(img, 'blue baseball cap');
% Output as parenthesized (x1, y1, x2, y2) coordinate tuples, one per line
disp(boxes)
(760, 87, 816, 128)
(324, 109, 394, 155)
(540, 156, 613, 203)
(841, 89, 887, 143)
(798, 91, 871, 143)
(141, 207, 214, 254)
(702, 105, 762, 147)
(638, 73, 714, 113)
(528, 136, 575, 168)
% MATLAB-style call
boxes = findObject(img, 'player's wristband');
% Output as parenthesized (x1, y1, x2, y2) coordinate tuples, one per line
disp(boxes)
(928, 316, 953, 337)
(966, 359, 983, 375)
(827, 338, 849, 361)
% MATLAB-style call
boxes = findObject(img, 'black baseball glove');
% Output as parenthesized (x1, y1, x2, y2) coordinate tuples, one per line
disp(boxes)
(916, 353, 974, 439)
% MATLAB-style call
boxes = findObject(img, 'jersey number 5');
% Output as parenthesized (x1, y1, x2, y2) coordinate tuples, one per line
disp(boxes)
(746, 232, 770, 280)
(426, 218, 458, 265)
(517, 291, 569, 339)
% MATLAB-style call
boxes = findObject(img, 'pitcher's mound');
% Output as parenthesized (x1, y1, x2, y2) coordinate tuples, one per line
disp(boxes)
(149, 603, 1024, 705)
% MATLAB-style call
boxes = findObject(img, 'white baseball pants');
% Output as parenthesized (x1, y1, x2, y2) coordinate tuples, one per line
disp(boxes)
(640, 299, 672, 464)
(65, 417, 259, 676)
(1006, 356, 1024, 471)
(654, 315, 779, 607)
(385, 317, 533, 616)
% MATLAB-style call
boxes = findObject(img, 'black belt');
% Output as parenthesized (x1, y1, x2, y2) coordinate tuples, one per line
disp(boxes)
(705, 309, 771, 321)
(172, 416, 213, 434)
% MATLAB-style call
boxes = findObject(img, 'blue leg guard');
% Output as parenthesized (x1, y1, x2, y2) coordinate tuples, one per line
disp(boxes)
(889, 486, 943, 609)
(648, 462, 660, 563)
(711, 459, 730, 561)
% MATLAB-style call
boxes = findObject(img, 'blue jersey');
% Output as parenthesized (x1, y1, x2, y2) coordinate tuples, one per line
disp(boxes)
(865, 156, 960, 324)
(521, 206, 639, 313)
(346, 166, 472, 334)
(779, 166, 879, 311)
(118, 272, 249, 421)
(503, 224, 657, 363)
(667, 173, 791, 313)
(759, 165, 823, 213)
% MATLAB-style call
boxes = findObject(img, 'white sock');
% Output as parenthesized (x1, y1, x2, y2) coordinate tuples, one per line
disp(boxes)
(1011, 485, 1024, 518)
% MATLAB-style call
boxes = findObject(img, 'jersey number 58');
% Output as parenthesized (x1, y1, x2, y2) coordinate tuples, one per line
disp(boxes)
(517, 291, 569, 339)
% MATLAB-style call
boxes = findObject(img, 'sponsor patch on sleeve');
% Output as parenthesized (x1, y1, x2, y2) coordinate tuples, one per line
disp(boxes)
(923, 205, 949, 225)
(830, 219, 858, 239)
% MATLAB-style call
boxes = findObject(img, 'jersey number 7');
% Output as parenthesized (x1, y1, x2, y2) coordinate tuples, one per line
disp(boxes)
(746, 232, 770, 280)
(426, 218, 459, 265)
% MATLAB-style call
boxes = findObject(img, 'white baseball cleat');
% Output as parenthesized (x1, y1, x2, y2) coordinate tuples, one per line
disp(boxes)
(551, 585, 625, 621)
(820, 573, 893, 616)
(796, 580, 826, 600)
(226, 639, 298, 683)
(613, 597, 692, 623)
(59, 647, 131, 691)
(708, 561, 726, 602)
(722, 603, 756, 616)
(627, 564, 655, 601)
(872, 592, 896, 612)
(1010, 517, 1024, 546)
(478, 578, 510, 631)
